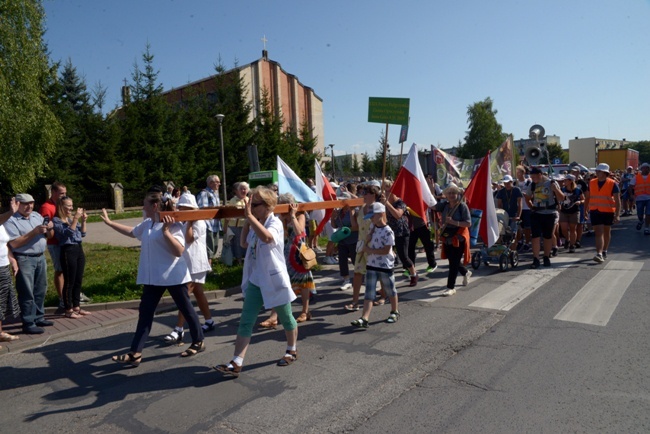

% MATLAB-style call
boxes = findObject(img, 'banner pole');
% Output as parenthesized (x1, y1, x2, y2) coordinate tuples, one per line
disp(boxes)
(381, 122, 389, 195)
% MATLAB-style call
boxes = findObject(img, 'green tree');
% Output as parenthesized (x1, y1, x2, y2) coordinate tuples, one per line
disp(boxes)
(351, 155, 361, 174)
(254, 88, 286, 173)
(0, 0, 63, 192)
(360, 152, 371, 173)
(626, 141, 650, 164)
(211, 59, 256, 189)
(117, 43, 185, 189)
(40, 59, 94, 195)
(457, 97, 507, 159)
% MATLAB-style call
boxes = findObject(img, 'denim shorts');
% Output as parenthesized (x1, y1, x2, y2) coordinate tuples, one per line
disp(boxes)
(48, 245, 62, 272)
(364, 269, 396, 301)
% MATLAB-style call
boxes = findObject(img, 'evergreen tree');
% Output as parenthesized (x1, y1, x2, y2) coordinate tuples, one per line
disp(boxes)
(0, 0, 63, 192)
(117, 43, 185, 189)
(360, 152, 371, 174)
(457, 97, 507, 159)
(254, 89, 285, 173)
(211, 59, 256, 190)
(351, 155, 361, 174)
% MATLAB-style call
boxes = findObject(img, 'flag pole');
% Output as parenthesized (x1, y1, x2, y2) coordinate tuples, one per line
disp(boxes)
(381, 122, 389, 195)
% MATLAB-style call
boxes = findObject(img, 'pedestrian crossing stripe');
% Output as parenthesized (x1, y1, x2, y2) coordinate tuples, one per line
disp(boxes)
(467, 256, 581, 311)
(554, 260, 643, 326)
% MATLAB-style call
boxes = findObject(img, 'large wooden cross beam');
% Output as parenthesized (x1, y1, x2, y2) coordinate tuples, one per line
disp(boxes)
(159, 198, 365, 222)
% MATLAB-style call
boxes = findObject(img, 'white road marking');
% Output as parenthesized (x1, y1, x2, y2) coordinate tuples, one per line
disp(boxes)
(468, 256, 581, 311)
(554, 260, 642, 326)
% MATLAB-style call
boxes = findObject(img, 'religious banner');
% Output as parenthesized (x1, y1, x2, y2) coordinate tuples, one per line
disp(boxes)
(490, 137, 514, 181)
(433, 138, 514, 188)
(433, 148, 481, 188)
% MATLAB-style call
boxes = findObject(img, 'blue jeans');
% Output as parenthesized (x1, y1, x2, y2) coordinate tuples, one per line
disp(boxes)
(364, 269, 396, 301)
(637, 199, 650, 220)
(15, 254, 48, 328)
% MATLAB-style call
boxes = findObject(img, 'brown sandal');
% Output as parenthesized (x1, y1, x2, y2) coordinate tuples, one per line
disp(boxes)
(65, 311, 82, 319)
(296, 312, 312, 323)
(180, 341, 205, 357)
(259, 319, 278, 329)
(277, 350, 297, 367)
(214, 360, 242, 378)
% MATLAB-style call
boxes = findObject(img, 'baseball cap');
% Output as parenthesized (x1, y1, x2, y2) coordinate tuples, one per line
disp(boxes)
(502, 175, 514, 183)
(364, 202, 386, 219)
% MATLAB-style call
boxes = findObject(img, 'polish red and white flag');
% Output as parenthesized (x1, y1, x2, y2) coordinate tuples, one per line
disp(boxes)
(390, 143, 437, 224)
(464, 151, 500, 247)
(312, 160, 338, 236)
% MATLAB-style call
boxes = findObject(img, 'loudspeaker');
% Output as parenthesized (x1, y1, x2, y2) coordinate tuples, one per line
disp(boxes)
(525, 145, 542, 165)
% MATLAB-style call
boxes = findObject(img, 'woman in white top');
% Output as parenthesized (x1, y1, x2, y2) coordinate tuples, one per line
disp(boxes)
(100, 191, 205, 367)
(214, 186, 298, 378)
(164, 193, 215, 344)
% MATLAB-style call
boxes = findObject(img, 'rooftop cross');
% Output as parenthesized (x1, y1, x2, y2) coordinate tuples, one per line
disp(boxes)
(261, 35, 268, 50)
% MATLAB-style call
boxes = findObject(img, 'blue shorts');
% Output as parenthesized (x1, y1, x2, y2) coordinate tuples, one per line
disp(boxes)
(636, 199, 650, 219)
(364, 269, 396, 301)
(47, 245, 62, 272)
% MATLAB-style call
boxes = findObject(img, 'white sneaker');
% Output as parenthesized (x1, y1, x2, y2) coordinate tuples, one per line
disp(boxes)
(323, 256, 337, 265)
(339, 280, 352, 291)
(463, 270, 472, 286)
(441, 288, 456, 297)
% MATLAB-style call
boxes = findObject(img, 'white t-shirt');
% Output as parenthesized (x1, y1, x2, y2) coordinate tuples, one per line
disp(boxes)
(0, 225, 10, 267)
(366, 224, 395, 271)
(132, 219, 190, 286)
(182, 220, 211, 274)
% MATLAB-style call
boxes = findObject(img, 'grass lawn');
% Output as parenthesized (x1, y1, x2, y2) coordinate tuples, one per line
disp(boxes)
(44, 243, 244, 306)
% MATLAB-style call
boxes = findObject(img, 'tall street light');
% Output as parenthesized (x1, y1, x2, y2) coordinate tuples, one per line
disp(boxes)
(329, 143, 335, 178)
(215, 114, 227, 203)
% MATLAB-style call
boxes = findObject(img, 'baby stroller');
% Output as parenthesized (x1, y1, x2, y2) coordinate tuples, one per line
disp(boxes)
(471, 209, 519, 272)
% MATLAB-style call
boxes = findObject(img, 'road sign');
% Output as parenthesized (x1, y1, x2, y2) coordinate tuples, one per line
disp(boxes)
(368, 97, 410, 125)
(553, 158, 561, 164)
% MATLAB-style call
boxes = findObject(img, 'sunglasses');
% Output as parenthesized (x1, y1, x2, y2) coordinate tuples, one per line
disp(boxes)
(251, 202, 265, 208)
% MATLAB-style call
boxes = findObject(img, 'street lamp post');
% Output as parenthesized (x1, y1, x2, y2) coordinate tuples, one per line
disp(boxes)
(329, 144, 335, 178)
(215, 114, 227, 203)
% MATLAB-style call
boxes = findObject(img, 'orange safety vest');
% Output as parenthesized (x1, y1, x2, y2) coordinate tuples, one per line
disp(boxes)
(588, 178, 616, 212)
(633, 173, 650, 197)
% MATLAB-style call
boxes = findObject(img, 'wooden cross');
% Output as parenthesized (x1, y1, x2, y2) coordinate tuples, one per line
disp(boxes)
(160, 198, 364, 222)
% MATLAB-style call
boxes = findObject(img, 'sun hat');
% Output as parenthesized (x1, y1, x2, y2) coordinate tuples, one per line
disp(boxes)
(595, 163, 610, 173)
(177, 193, 198, 209)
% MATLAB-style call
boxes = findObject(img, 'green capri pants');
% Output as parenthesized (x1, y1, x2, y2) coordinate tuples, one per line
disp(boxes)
(238, 282, 297, 337)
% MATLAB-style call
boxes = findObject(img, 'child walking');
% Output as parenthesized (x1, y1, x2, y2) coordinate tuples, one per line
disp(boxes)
(351, 203, 399, 328)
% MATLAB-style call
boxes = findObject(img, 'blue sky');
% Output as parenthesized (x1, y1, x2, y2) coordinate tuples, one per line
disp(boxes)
(42, 0, 650, 157)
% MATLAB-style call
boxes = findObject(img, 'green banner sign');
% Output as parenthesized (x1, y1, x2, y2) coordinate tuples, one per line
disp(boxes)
(368, 97, 410, 125)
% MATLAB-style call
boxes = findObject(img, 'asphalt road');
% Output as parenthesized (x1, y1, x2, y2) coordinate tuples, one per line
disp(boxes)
(1, 216, 648, 433)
